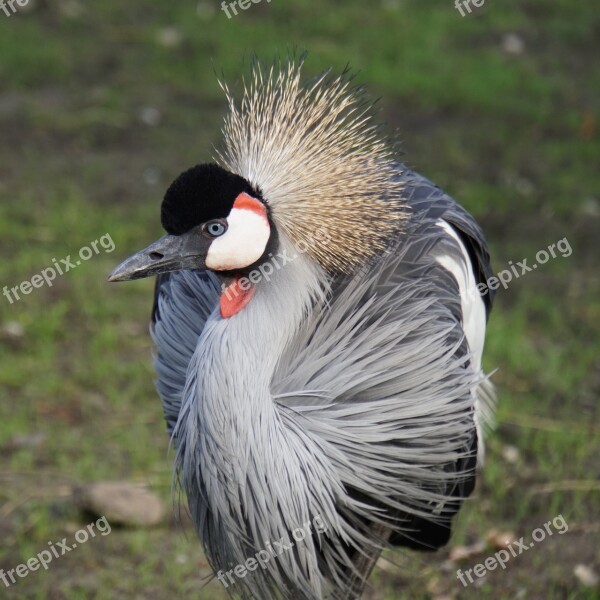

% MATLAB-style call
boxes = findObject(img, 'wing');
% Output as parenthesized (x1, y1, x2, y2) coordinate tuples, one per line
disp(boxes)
(398, 167, 495, 318)
(150, 269, 221, 434)
(398, 168, 497, 438)
(271, 166, 494, 553)
(389, 167, 495, 546)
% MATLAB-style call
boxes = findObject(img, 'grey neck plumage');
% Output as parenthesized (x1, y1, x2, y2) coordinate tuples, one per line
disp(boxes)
(174, 238, 342, 599)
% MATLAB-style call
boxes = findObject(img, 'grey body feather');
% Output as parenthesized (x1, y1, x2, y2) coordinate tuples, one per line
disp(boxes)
(151, 166, 494, 599)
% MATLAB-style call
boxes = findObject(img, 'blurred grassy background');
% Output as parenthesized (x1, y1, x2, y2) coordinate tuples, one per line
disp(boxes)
(0, 0, 598, 598)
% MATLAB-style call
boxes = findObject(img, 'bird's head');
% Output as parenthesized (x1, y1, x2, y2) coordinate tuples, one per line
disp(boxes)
(108, 163, 274, 315)
(109, 58, 407, 317)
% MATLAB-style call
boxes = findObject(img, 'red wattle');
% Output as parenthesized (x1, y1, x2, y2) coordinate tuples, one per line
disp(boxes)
(220, 275, 255, 318)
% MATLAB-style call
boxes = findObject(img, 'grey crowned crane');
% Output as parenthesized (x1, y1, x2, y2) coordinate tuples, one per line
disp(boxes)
(109, 58, 495, 599)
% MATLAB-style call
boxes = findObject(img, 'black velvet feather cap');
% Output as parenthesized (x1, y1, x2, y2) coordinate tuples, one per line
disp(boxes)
(161, 163, 259, 235)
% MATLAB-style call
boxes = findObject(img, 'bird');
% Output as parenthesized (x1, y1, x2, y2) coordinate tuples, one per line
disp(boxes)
(109, 57, 495, 600)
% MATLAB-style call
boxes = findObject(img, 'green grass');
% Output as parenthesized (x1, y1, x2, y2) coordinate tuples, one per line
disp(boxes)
(0, 0, 598, 598)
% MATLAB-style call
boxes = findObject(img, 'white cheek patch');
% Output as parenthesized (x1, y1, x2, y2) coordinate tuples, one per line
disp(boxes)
(205, 208, 270, 271)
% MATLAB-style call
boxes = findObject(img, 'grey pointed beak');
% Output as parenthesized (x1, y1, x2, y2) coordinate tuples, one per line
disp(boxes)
(108, 230, 209, 282)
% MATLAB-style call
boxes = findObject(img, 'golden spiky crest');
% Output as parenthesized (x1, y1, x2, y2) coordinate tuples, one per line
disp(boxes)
(215, 58, 407, 273)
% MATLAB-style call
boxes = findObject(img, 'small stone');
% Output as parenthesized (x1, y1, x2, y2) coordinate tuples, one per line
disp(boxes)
(574, 564, 599, 587)
(143, 167, 162, 186)
(514, 177, 534, 196)
(581, 197, 600, 218)
(501, 445, 520, 464)
(375, 556, 395, 572)
(485, 529, 516, 549)
(2, 321, 25, 338)
(138, 106, 162, 127)
(501, 33, 525, 56)
(449, 540, 486, 561)
(73, 482, 166, 527)
(6, 432, 47, 450)
(156, 27, 183, 49)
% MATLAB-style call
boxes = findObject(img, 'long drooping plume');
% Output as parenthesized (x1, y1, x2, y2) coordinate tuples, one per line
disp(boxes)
(215, 57, 407, 273)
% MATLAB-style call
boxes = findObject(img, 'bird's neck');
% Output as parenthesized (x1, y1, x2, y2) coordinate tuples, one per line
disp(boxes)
(205, 247, 324, 402)
(178, 240, 328, 461)
(175, 243, 332, 591)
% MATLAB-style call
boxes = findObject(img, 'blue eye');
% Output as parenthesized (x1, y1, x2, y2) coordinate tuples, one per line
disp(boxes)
(205, 220, 227, 237)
